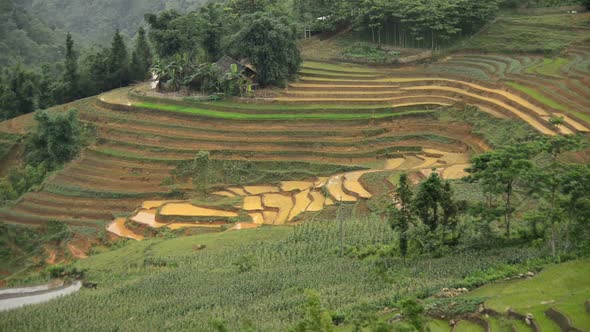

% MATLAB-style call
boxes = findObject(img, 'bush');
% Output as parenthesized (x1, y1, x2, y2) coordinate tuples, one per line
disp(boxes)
(45, 264, 66, 278)
(26, 109, 81, 167)
(341, 43, 398, 64)
(233, 254, 257, 273)
(0, 162, 50, 206)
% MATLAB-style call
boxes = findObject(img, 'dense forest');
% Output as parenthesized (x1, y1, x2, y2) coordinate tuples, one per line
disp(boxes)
(0, 0, 67, 67)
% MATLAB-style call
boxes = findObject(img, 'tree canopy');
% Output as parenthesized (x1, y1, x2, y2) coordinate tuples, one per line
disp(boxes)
(230, 12, 301, 87)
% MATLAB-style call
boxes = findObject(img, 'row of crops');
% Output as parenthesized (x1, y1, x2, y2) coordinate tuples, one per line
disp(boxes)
(0, 218, 552, 331)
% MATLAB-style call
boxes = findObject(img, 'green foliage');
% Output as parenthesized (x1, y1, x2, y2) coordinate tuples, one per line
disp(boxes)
(233, 254, 258, 273)
(414, 173, 458, 236)
(0, 216, 554, 330)
(389, 173, 413, 258)
(130, 27, 153, 82)
(63, 33, 80, 101)
(198, 3, 227, 61)
(44, 263, 85, 279)
(467, 143, 538, 238)
(341, 42, 398, 64)
(19, 0, 208, 46)
(219, 63, 253, 97)
(299, 0, 499, 49)
(0, 66, 36, 120)
(230, 12, 301, 87)
(0, 163, 49, 206)
(295, 290, 334, 332)
(0, 0, 67, 67)
(151, 55, 223, 93)
(108, 30, 130, 88)
(423, 297, 484, 317)
(26, 109, 81, 167)
(400, 298, 425, 331)
(145, 10, 198, 59)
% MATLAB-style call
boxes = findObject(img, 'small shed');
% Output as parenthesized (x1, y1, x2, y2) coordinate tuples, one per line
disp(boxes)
(215, 55, 256, 79)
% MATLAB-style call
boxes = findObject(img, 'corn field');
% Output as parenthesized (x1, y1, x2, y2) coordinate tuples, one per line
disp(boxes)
(0, 217, 546, 331)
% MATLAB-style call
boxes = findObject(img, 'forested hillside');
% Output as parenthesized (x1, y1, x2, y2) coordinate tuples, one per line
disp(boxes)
(0, 0, 208, 66)
(17, 0, 209, 44)
(0, 0, 67, 67)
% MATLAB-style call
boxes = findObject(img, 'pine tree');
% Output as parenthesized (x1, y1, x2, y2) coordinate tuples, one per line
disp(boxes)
(389, 173, 413, 259)
(63, 33, 79, 101)
(414, 172, 444, 232)
(108, 30, 130, 88)
(130, 27, 152, 81)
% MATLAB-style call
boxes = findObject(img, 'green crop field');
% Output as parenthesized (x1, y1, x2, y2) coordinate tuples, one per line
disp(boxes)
(0, 219, 554, 331)
(525, 57, 569, 78)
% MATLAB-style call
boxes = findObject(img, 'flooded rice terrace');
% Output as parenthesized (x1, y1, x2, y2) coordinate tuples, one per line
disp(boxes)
(108, 151, 472, 240)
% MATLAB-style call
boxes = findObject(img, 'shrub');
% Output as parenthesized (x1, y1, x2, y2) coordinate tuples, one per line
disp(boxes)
(25, 109, 81, 167)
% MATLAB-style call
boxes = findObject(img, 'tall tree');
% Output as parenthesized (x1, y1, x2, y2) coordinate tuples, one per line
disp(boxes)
(63, 33, 80, 102)
(413, 172, 459, 240)
(130, 27, 153, 82)
(414, 172, 444, 232)
(389, 173, 414, 259)
(533, 135, 583, 259)
(108, 30, 130, 89)
(468, 144, 537, 238)
(198, 3, 226, 61)
(230, 12, 301, 87)
(83, 47, 111, 94)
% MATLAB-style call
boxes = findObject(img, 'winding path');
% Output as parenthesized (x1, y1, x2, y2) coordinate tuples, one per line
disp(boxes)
(0, 281, 82, 312)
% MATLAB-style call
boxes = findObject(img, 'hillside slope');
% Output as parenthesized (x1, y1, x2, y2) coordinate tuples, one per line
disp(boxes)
(19, 0, 209, 44)
(0, 0, 67, 66)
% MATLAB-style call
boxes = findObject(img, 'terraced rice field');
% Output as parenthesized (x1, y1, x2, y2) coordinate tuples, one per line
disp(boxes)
(1, 55, 588, 245)
(429, 43, 590, 125)
(109, 150, 472, 240)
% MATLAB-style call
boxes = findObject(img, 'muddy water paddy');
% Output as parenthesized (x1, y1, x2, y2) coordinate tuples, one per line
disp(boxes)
(107, 153, 472, 240)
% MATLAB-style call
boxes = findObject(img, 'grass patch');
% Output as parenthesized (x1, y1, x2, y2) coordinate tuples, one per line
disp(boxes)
(135, 102, 434, 121)
(525, 57, 569, 78)
(506, 82, 590, 122)
(466, 259, 590, 331)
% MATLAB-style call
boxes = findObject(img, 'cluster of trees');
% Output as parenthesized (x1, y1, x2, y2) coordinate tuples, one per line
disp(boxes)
(0, 110, 82, 205)
(145, 2, 301, 88)
(295, 0, 499, 49)
(0, 30, 152, 121)
(389, 172, 460, 258)
(389, 135, 589, 260)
